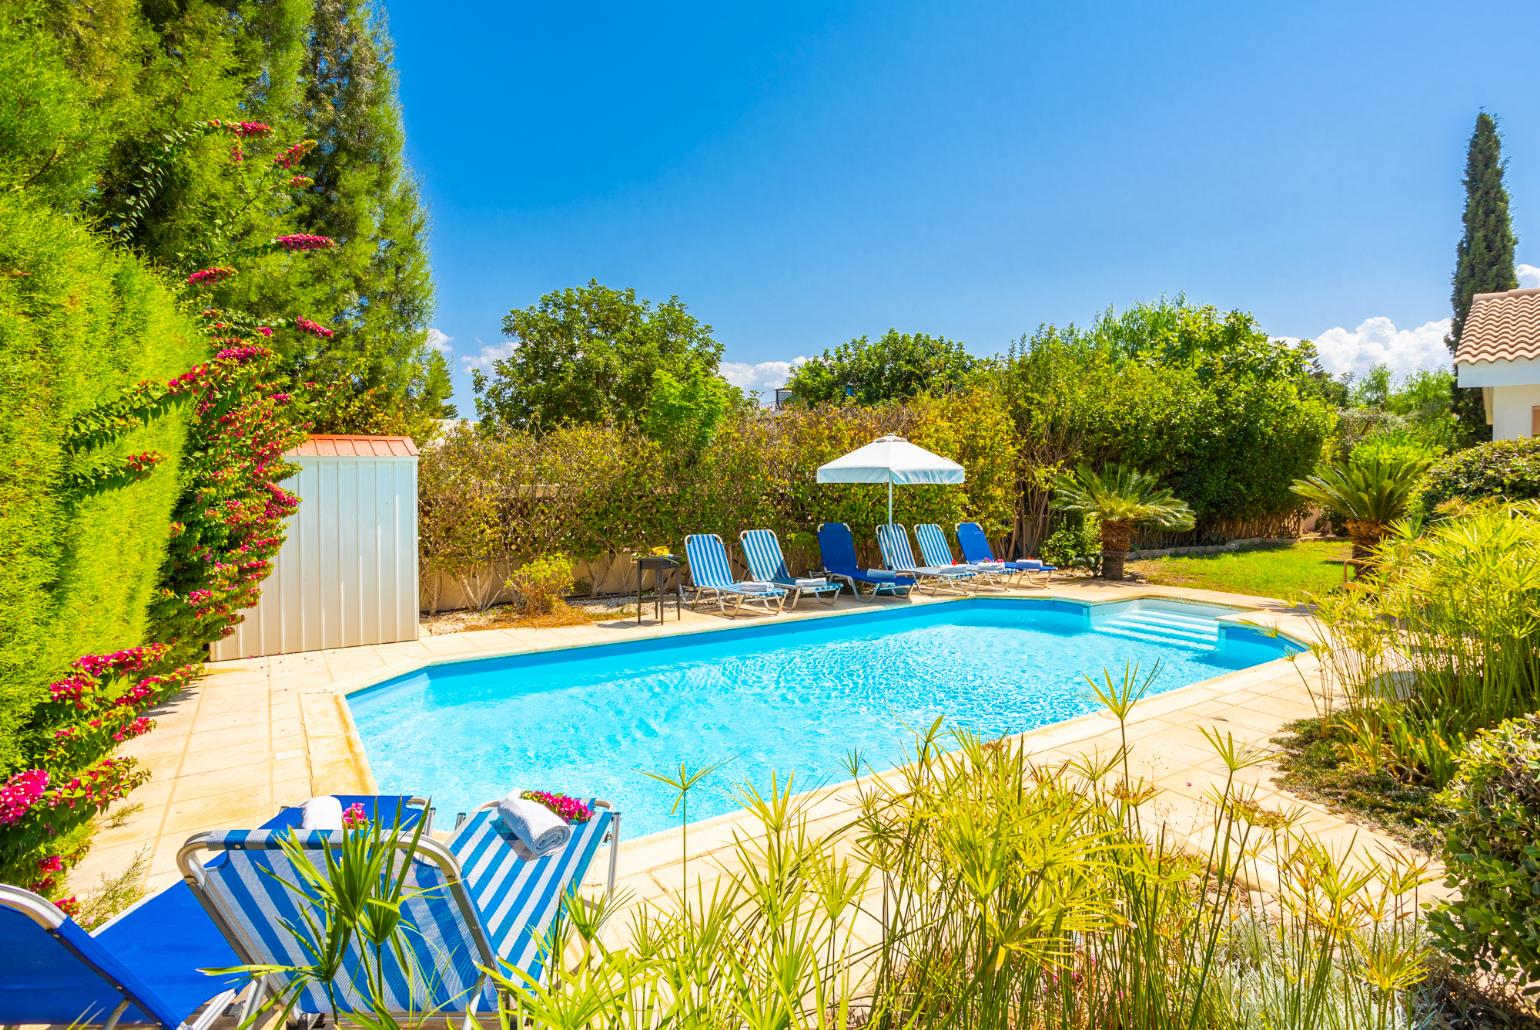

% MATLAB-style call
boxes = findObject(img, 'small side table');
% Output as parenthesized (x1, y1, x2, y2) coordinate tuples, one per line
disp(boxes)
(635, 554, 684, 623)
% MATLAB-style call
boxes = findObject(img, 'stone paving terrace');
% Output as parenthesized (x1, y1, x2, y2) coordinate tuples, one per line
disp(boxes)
(75, 578, 1441, 916)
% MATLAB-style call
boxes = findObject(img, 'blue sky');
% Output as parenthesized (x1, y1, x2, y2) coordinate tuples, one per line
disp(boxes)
(385, 1, 1540, 411)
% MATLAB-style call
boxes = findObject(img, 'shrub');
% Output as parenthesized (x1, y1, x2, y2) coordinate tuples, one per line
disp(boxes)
(1418, 437, 1540, 514)
(506, 554, 575, 615)
(1040, 515, 1102, 573)
(1429, 713, 1540, 998)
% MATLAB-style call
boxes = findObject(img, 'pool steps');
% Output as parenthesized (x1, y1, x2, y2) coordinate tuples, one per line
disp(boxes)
(1094, 608, 1221, 651)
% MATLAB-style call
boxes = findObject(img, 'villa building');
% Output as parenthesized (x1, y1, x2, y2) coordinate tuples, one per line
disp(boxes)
(1455, 286, 1540, 439)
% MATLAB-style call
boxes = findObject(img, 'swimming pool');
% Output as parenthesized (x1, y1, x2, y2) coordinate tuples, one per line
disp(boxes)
(348, 598, 1299, 836)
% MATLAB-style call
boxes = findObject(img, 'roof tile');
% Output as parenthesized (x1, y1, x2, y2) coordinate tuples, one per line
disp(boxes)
(287, 434, 419, 458)
(1455, 287, 1540, 364)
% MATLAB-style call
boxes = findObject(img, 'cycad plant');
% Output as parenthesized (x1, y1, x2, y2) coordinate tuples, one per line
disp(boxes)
(1290, 456, 1429, 568)
(1051, 464, 1196, 580)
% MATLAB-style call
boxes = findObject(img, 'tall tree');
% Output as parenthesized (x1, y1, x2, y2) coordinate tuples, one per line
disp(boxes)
(295, 0, 451, 437)
(1447, 112, 1518, 442)
(786, 330, 976, 406)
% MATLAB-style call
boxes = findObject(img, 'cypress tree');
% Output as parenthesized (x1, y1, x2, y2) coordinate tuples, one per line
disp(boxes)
(1447, 112, 1519, 442)
(295, 0, 452, 438)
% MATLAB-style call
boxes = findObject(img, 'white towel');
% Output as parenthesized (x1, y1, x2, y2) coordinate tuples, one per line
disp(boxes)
(299, 795, 343, 831)
(740, 580, 776, 592)
(794, 577, 828, 588)
(496, 792, 572, 860)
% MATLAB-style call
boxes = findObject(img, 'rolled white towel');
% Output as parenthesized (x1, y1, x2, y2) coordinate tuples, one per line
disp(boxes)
(740, 580, 776, 592)
(794, 576, 828, 588)
(299, 795, 344, 831)
(496, 792, 572, 860)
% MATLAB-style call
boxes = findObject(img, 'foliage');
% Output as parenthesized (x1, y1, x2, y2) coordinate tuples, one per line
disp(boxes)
(242, 675, 1438, 1027)
(993, 299, 1335, 545)
(785, 329, 977, 405)
(1300, 503, 1540, 795)
(506, 554, 576, 615)
(1290, 455, 1431, 564)
(1447, 112, 1519, 442)
(0, 193, 202, 774)
(1051, 464, 1195, 580)
(1419, 436, 1540, 514)
(1336, 366, 1460, 460)
(1039, 515, 1102, 573)
(421, 391, 1020, 598)
(292, 0, 451, 438)
(474, 280, 739, 440)
(1429, 713, 1540, 999)
(1130, 539, 1354, 599)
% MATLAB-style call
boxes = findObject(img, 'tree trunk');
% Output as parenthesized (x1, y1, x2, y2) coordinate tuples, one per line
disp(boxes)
(1101, 520, 1134, 580)
(1343, 519, 1385, 572)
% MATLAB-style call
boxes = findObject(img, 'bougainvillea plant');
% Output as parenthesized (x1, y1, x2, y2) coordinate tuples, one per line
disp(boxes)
(0, 120, 324, 897)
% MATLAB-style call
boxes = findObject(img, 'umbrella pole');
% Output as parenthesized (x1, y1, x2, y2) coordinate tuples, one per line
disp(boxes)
(887, 480, 893, 526)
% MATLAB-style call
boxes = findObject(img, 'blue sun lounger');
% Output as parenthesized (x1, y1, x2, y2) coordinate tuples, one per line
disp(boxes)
(739, 528, 843, 609)
(177, 795, 619, 1019)
(877, 524, 975, 593)
(915, 523, 1005, 587)
(0, 881, 246, 1029)
(957, 521, 1056, 584)
(816, 522, 916, 600)
(685, 533, 786, 615)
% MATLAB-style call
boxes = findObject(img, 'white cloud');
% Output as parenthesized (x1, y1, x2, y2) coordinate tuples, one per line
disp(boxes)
(721, 357, 807, 394)
(425, 327, 453, 354)
(1308, 316, 1452, 380)
(462, 337, 516, 372)
(1519, 263, 1540, 289)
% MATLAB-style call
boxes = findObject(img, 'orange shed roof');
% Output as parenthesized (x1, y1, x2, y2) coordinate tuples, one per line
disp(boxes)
(286, 434, 420, 458)
(1455, 287, 1540, 364)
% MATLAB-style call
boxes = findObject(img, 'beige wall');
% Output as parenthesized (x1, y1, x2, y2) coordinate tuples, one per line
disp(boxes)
(421, 553, 644, 614)
(1490, 383, 1540, 440)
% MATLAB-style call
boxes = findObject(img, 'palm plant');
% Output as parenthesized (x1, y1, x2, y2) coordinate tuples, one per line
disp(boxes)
(1052, 464, 1196, 580)
(1290, 455, 1429, 568)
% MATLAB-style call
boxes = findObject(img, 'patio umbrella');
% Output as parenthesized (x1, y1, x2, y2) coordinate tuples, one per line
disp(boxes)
(816, 434, 966, 525)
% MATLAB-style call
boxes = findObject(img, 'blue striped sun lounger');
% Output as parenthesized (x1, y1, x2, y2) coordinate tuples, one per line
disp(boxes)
(957, 522, 1056, 585)
(685, 533, 786, 615)
(816, 522, 916, 600)
(876, 524, 975, 594)
(739, 529, 843, 609)
(0, 881, 246, 1029)
(915, 523, 1005, 587)
(177, 796, 618, 1020)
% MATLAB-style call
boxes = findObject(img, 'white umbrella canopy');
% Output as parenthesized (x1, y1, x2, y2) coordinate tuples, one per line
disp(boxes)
(816, 434, 966, 524)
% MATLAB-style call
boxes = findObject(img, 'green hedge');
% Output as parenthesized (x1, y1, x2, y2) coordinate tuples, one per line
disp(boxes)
(0, 194, 204, 771)
(1418, 437, 1540, 514)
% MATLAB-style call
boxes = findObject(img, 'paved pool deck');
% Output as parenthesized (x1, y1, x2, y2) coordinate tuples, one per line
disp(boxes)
(73, 577, 1437, 914)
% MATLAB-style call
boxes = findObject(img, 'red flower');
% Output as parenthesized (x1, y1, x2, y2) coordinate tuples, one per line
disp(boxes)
(186, 266, 236, 287)
(274, 233, 334, 252)
(295, 317, 335, 339)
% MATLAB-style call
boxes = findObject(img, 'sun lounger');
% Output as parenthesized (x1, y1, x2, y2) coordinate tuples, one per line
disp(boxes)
(876, 523, 975, 593)
(816, 522, 916, 600)
(739, 529, 843, 609)
(914, 523, 1006, 586)
(0, 881, 246, 1029)
(957, 521, 1055, 584)
(177, 794, 618, 1018)
(685, 533, 786, 615)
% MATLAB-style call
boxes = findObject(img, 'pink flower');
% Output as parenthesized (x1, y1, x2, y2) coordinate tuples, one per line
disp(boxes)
(519, 790, 591, 824)
(274, 233, 333, 252)
(186, 266, 236, 287)
(37, 854, 64, 874)
(256, 326, 274, 338)
(295, 316, 335, 339)
(342, 802, 368, 829)
(0, 769, 49, 826)
(274, 140, 315, 168)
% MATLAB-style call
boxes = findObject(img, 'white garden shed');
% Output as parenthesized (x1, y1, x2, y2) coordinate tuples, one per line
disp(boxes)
(210, 435, 420, 660)
(1455, 286, 1540, 440)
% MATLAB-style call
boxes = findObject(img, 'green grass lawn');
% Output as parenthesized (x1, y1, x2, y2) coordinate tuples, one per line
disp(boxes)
(1127, 538, 1353, 600)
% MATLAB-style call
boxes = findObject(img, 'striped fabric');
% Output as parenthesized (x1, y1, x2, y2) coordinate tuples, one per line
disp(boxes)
(740, 529, 842, 606)
(914, 524, 984, 576)
(876, 524, 970, 580)
(956, 522, 1057, 577)
(684, 533, 786, 610)
(192, 830, 493, 1014)
(446, 802, 614, 982)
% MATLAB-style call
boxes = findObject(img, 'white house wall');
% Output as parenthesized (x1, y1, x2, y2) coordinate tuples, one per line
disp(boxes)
(210, 455, 419, 660)
(1491, 383, 1540, 440)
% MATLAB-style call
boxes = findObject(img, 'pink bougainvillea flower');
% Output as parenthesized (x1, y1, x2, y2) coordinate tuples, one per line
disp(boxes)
(274, 139, 316, 168)
(295, 316, 335, 339)
(341, 802, 368, 829)
(231, 121, 271, 137)
(274, 233, 334, 252)
(519, 790, 592, 824)
(0, 769, 49, 826)
(186, 266, 236, 287)
(255, 326, 274, 338)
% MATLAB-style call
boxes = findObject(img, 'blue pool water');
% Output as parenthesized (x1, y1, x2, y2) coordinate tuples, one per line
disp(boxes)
(349, 598, 1298, 837)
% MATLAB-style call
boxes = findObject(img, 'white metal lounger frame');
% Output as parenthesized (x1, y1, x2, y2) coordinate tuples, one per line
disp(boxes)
(876, 524, 974, 595)
(913, 524, 1008, 590)
(684, 533, 786, 615)
(739, 529, 842, 610)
